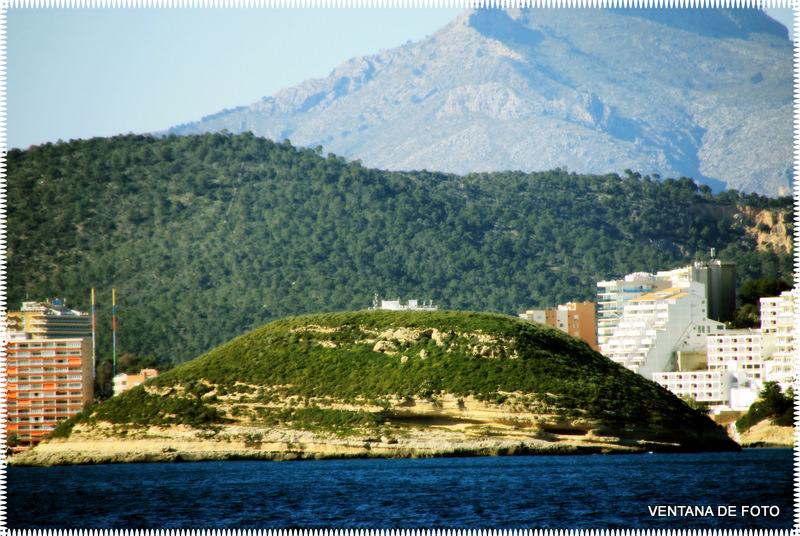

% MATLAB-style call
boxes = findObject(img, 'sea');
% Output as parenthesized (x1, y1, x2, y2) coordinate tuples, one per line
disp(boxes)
(6, 448, 795, 530)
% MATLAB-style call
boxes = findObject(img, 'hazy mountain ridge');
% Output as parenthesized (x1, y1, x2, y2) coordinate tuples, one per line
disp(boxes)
(167, 7, 792, 196)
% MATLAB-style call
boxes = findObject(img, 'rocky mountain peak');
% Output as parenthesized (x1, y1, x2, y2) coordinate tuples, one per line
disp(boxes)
(166, 7, 792, 196)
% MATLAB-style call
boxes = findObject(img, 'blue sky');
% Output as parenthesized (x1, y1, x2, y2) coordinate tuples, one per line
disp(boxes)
(5, 6, 794, 151)
(6, 8, 463, 150)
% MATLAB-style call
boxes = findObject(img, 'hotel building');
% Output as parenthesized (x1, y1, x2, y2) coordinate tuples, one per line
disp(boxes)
(596, 272, 671, 352)
(603, 282, 727, 377)
(759, 289, 795, 388)
(596, 260, 736, 353)
(650, 290, 795, 412)
(6, 300, 94, 448)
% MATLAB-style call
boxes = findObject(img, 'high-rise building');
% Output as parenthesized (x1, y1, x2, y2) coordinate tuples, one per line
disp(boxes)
(6, 333, 94, 448)
(651, 290, 795, 412)
(519, 301, 598, 351)
(603, 282, 726, 377)
(8, 300, 93, 339)
(596, 272, 670, 352)
(759, 289, 795, 388)
(655, 260, 737, 323)
(5, 300, 94, 448)
(596, 260, 736, 354)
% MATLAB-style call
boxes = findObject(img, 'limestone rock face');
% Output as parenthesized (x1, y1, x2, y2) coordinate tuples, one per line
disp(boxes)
(166, 8, 792, 196)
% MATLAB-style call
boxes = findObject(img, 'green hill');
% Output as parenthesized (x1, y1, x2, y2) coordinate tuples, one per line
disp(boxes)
(18, 311, 737, 465)
(7, 133, 793, 367)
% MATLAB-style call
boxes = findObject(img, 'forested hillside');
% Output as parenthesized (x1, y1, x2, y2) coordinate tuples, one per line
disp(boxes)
(7, 132, 793, 366)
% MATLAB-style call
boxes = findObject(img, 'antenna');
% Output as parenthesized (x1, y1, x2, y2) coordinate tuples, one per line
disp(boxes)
(91, 288, 96, 380)
(112, 288, 117, 377)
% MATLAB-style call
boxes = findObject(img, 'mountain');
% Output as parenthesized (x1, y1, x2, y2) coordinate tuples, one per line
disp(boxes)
(11, 310, 739, 466)
(165, 7, 793, 197)
(7, 134, 793, 367)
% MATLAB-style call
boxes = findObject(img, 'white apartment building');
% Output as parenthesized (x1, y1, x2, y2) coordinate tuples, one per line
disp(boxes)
(651, 370, 733, 408)
(604, 282, 726, 378)
(759, 289, 795, 387)
(597, 260, 735, 353)
(707, 330, 765, 380)
(652, 290, 795, 412)
(705, 329, 765, 410)
(596, 272, 671, 351)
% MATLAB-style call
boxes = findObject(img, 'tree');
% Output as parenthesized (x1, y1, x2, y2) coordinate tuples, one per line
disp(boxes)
(730, 303, 759, 329)
(740, 277, 791, 306)
(736, 382, 794, 432)
(7, 433, 21, 448)
(759, 382, 793, 418)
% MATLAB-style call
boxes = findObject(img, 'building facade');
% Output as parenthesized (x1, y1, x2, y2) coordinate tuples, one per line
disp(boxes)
(519, 301, 598, 351)
(603, 282, 726, 377)
(7, 300, 93, 339)
(651, 290, 795, 412)
(651, 369, 733, 408)
(113, 368, 160, 396)
(6, 300, 95, 448)
(596, 272, 670, 351)
(759, 289, 795, 387)
(596, 260, 736, 353)
(6, 333, 94, 448)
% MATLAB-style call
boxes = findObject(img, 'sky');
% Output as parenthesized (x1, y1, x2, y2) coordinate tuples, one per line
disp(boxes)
(6, 8, 464, 150)
(5, 6, 795, 151)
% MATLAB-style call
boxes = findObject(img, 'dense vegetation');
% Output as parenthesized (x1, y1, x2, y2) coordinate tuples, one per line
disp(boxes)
(730, 277, 794, 328)
(7, 132, 793, 366)
(53, 311, 721, 438)
(735, 382, 795, 433)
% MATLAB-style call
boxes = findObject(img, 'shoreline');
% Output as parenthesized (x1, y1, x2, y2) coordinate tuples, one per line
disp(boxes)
(8, 421, 741, 467)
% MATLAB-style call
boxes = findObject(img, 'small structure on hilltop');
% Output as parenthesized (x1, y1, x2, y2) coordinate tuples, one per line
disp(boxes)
(371, 293, 437, 311)
(113, 368, 160, 396)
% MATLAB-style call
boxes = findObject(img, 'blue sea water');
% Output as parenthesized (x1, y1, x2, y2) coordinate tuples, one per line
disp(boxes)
(6, 449, 795, 530)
